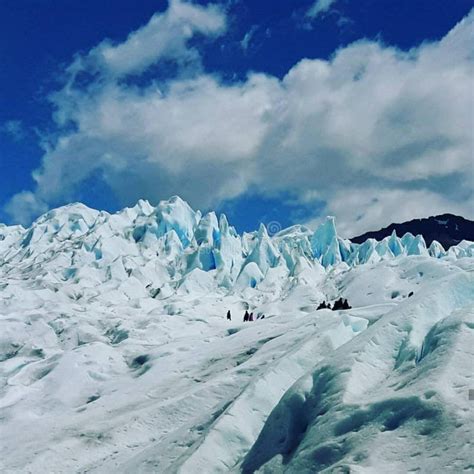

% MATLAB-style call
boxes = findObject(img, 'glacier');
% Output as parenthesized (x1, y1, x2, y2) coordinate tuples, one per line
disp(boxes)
(0, 196, 473, 473)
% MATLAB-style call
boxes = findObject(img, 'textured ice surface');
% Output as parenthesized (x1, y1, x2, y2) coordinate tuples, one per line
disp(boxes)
(0, 197, 473, 473)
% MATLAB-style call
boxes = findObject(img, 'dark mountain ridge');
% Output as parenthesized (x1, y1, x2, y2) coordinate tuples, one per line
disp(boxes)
(352, 214, 474, 249)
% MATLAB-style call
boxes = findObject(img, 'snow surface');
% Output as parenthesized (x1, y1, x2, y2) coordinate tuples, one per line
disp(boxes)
(0, 197, 473, 473)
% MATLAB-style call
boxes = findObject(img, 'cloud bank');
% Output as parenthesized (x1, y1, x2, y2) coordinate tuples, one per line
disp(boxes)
(5, 1, 474, 236)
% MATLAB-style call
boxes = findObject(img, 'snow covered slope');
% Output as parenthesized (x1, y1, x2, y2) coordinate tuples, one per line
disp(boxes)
(0, 197, 473, 473)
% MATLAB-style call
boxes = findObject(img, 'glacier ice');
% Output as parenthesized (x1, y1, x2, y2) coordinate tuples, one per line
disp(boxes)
(0, 196, 471, 296)
(1, 196, 473, 473)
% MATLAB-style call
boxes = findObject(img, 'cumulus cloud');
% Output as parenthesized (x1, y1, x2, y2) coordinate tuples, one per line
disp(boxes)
(4, 2, 474, 235)
(66, 0, 226, 80)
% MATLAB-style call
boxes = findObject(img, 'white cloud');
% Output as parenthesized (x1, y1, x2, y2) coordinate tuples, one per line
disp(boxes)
(306, 0, 337, 19)
(33, 74, 280, 207)
(4, 3, 474, 235)
(307, 188, 474, 238)
(67, 0, 226, 80)
(4, 191, 48, 226)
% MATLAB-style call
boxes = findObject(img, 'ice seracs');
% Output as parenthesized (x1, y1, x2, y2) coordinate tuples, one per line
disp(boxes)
(155, 195, 201, 248)
(0, 196, 472, 296)
(243, 224, 280, 275)
(406, 234, 429, 256)
(388, 229, 404, 256)
(311, 216, 340, 263)
(428, 240, 446, 258)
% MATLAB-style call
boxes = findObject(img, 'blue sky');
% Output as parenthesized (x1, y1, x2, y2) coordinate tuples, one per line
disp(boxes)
(0, 0, 473, 236)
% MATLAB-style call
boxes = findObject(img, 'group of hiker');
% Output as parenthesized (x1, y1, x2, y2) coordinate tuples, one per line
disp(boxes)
(317, 297, 352, 311)
(226, 310, 264, 322)
(225, 297, 352, 321)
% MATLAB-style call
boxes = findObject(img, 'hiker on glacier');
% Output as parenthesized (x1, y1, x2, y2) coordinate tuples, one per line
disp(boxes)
(333, 298, 345, 310)
(332, 298, 351, 310)
(227, 310, 232, 321)
(243, 310, 249, 322)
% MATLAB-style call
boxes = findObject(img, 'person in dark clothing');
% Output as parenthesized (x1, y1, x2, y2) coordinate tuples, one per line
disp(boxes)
(342, 299, 351, 310)
(330, 298, 352, 310)
(243, 310, 249, 322)
(332, 298, 343, 310)
(227, 310, 232, 321)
